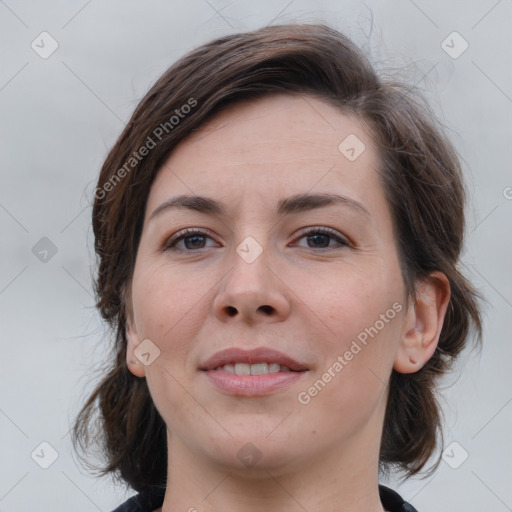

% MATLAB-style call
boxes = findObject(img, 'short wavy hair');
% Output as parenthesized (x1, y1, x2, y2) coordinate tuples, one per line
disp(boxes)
(72, 23, 482, 493)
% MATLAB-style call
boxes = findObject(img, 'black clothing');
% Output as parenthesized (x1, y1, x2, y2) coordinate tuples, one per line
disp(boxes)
(110, 484, 418, 511)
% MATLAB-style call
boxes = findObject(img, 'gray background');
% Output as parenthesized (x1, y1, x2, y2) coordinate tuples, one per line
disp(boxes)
(1, 0, 511, 510)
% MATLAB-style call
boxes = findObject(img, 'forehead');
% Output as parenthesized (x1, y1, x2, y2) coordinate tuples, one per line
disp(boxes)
(146, 93, 385, 220)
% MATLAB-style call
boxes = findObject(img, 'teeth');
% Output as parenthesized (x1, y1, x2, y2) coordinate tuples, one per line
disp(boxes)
(269, 363, 281, 373)
(214, 362, 293, 375)
(223, 364, 234, 374)
(249, 363, 267, 375)
(234, 363, 251, 375)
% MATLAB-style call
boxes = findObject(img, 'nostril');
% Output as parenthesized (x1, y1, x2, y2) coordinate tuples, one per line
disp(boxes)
(224, 305, 274, 316)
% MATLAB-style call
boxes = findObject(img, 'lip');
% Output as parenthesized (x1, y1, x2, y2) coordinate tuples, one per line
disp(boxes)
(199, 347, 309, 397)
(199, 347, 309, 372)
(203, 371, 306, 396)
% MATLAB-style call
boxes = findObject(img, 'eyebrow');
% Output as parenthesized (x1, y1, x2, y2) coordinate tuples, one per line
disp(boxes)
(148, 192, 371, 222)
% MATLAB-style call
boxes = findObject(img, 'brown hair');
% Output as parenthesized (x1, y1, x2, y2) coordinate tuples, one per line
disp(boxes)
(72, 23, 482, 493)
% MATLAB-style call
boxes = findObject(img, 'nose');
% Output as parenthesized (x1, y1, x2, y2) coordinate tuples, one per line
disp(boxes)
(212, 241, 291, 325)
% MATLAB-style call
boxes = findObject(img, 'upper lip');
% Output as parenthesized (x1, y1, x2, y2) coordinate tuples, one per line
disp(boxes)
(199, 347, 309, 371)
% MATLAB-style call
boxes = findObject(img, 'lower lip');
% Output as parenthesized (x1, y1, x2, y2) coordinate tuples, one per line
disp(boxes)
(202, 370, 306, 396)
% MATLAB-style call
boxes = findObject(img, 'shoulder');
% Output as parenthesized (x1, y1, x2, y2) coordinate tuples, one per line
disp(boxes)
(111, 484, 415, 512)
(379, 484, 419, 512)
(109, 485, 166, 512)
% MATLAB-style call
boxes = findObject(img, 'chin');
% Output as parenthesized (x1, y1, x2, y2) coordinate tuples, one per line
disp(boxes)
(203, 433, 304, 476)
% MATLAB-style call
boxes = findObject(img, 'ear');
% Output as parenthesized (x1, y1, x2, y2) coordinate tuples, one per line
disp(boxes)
(393, 271, 451, 374)
(124, 288, 146, 378)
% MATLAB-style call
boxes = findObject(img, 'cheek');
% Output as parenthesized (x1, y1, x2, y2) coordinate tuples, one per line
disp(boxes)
(312, 259, 403, 336)
(303, 259, 405, 399)
(131, 258, 208, 356)
(297, 308, 403, 438)
(134, 255, 194, 315)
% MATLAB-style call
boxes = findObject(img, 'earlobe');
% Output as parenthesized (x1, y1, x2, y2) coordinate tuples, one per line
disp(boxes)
(126, 315, 146, 378)
(122, 282, 146, 378)
(393, 272, 451, 374)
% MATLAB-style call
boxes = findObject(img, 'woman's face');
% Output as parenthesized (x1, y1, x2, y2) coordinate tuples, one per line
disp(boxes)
(126, 93, 411, 474)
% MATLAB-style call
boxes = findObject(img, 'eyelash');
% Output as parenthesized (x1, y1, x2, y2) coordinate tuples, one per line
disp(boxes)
(163, 227, 350, 252)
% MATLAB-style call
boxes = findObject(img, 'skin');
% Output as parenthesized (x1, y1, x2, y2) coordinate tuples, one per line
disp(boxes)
(125, 93, 450, 512)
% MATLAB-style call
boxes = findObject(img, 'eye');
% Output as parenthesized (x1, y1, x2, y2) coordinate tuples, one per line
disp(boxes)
(163, 228, 218, 252)
(291, 227, 350, 250)
(163, 226, 350, 253)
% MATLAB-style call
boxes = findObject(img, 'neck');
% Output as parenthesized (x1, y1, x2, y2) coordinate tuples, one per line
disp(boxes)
(160, 426, 386, 512)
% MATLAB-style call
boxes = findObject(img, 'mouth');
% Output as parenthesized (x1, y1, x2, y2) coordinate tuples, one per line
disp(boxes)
(199, 346, 309, 372)
(199, 347, 309, 396)
(211, 362, 298, 375)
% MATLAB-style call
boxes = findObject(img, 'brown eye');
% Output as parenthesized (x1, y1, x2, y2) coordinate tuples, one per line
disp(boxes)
(292, 227, 349, 250)
(164, 228, 217, 252)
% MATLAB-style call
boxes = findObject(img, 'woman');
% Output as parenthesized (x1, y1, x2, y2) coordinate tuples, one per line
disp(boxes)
(73, 23, 482, 512)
